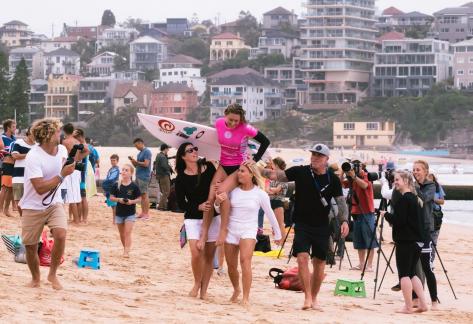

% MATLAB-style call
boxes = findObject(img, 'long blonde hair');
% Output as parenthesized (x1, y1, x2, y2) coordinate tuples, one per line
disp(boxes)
(118, 163, 135, 190)
(395, 170, 423, 207)
(244, 162, 266, 190)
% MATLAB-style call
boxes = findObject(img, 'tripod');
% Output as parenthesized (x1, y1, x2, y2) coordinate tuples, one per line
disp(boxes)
(359, 198, 395, 299)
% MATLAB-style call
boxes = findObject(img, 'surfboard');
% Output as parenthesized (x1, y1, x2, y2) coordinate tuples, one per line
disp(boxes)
(137, 113, 269, 161)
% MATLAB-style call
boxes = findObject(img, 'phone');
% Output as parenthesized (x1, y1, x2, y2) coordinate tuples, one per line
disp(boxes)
(122, 198, 129, 203)
(128, 156, 133, 160)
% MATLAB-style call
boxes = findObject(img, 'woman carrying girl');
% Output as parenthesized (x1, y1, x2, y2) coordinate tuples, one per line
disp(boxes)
(109, 164, 141, 258)
(214, 162, 281, 306)
(380, 171, 428, 314)
(199, 103, 270, 249)
(175, 142, 220, 300)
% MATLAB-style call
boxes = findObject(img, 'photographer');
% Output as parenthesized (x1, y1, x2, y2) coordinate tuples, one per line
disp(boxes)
(261, 143, 349, 310)
(342, 159, 378, 272)
(19, 118, 75, 290)
(154, 143, 172, 211)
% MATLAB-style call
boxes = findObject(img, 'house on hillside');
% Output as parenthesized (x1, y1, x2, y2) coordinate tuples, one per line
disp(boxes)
(157, 54, 206, 96)
(29, 79, 48, 122)
(150, 83, 198, 120)
(44, 75, 81, 120)
(210, 33, 250, 62)
(263, 7, 298, 30)
(333, 121, 396, 149)
(129, 36, 168, 70)
(78, 77, 118, 121)
(43, 48, 80, 76)
(40, 36, 80, 53)
(86, 51, 119, 76)
(62, 24, 106, 41)
(452, 39, 473, 90)
(96, 27, 138, 51)
(112, 81, 153, 114)
(433, 2, 473, 43)
(249, 29, 299, 60)
(9, 46, 44, 79)
(0, 20, 33, 47)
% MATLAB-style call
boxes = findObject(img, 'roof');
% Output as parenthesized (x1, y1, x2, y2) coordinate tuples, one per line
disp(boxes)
(130, 35, 165, 44)
(211, 73, 279, 87)
(162, 54, 202, 65)
(167, 18, 188, 23)
(463, 2, 473, 7)
(64, 25, 105, 39)
(154, 83, 197, 93)
(452, 38, 473, 46)
(113, 81, 153, 107)
(10, 46, 41, 54)
(377, 31, 405, 42)
(47, 36, 80, 42)
(43, 48, 80, 57)
(88, 51, 119, 62)
(208, 67, 261, 79)
(399, 11, 433, 18)
(264, 7, 293, 16)
(434, 6, 473, 16)
(219, 20, 239, 28)
(4, 20, 28, 26)
(382, 7, 404, 16)
(212, 32, 241, 40)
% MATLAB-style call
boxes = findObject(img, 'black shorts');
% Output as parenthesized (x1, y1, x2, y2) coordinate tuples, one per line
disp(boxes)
(1, 162, 14, 176)
(396, 241, 421, 278)
(292, 223, 330, 260)
(221, 165, 239, 175)
(80, 189, 86, 198)
(270, 199, 284, 209)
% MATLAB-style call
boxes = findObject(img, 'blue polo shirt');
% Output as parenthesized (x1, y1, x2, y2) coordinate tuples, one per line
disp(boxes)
(2, 133, 16, 152)
(136, 147, 152, 180)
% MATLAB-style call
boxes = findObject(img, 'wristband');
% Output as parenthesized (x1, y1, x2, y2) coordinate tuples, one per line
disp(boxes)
(57, 174, 64, 182)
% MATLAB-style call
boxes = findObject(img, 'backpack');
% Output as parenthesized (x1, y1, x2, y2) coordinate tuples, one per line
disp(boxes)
(254, 234, 271, 252)
(269, 267, 303, 291)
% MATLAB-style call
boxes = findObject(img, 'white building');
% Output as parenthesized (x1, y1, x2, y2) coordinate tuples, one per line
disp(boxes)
(9, 46, 44, 79)
(86, 51, 118, 76)
(130, 36, 168, 70)
(96, 27, 139, 51)
(0, 20, 32, 47)
(210, 72, 283, 123)
(156, 54, 206, 96)
(40, 36, 80, 53)
(44, 48, 80, 76)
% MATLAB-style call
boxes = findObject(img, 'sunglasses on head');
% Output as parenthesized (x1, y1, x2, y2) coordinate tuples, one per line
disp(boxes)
(185, 147, 198, 154)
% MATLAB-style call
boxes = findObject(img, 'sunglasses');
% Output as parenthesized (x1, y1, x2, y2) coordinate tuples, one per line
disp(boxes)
(185, 147, 199, 154)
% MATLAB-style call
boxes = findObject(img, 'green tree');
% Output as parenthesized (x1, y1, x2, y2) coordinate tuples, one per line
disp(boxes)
(72, 38, 96, 70)
(8, 58, 30, 128)
(236, 11, 261, 47)
(121, 17, 144, 29)
(249, 53, 286, 72)
(101, 9, 116, 27)
(0, 51, 9, 122)
(174, 37, 209, 61)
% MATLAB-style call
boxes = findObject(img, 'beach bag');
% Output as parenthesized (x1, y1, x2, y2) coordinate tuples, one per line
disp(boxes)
(179, 224, 187, 248)
(14, 244, 27, 264)
(39, 231, 64, 267)
(255, 234, 271, 252)
(1, 234, 22, 255)
(433, 209, 444, 231)
(269, 267, 303, 291)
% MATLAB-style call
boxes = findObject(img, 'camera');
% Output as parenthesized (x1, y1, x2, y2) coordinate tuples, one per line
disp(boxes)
(64, 144, 85, 171)
(122, 198, 129, 203)
(342, 160, 380, 182)
(385, 169, 395, 186)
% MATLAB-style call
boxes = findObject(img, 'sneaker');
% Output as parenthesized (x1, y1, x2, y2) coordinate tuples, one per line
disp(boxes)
(391, 283, 401, 292)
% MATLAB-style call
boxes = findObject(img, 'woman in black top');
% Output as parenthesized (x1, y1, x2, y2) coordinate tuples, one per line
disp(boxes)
(381, 170, 428, 314)
(175, 142, 219, 300)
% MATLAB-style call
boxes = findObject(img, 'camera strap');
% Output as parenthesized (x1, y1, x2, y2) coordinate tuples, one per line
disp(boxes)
(309, 166, 331, 208)
(42, 179, 63, 207)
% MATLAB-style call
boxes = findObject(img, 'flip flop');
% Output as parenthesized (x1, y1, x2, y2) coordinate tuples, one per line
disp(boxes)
(350, 265, 361, 270)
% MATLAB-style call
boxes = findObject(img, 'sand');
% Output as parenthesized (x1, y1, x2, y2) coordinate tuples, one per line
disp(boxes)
(1, 193, 473, 323)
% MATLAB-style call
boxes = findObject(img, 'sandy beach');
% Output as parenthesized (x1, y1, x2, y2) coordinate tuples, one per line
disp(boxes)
(1, 193, 472, 323)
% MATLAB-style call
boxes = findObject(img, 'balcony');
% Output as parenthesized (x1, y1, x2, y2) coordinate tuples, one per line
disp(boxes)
(211, 92, 243, 97)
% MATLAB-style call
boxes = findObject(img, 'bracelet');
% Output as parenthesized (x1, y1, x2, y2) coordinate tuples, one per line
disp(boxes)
(57, 174, 64, 182)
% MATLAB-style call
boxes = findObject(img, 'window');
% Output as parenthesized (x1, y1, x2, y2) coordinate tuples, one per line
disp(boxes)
(469, 70, 473, 75)
(469, 57, 473, 63)
(56, 57, 60, 63)
(215, 41, 221, 45)
(366, 122, 378, 130)
(457, 57, 464, 64)
(343, 135, 348, 139)
(174, 107, 182, 113)
(457, 70, 464, 75)
(373, 135, 378, 139)
(337, 136, 341, 139)
(399, 67, 408, 76)
(124, 97, 134, 104)
(343, 123, 355, 130)
(226, 41, 233, 46)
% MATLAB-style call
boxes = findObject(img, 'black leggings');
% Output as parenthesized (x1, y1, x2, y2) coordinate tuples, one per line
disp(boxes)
(412, 241, 438, 302)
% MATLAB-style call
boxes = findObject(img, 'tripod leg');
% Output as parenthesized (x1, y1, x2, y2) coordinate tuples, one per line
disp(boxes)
(378, 245, 396, 292)
(277, 223, 293, 259)
(344, 241, 352, 268)
(433, 243, 457, 299)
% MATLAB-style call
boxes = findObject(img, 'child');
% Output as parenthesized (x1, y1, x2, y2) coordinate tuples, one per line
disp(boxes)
(102, 154, 120, 220)
(110, 164, 141, 258)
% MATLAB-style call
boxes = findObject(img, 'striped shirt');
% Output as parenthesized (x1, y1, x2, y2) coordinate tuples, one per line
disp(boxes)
(11, 139, 34, 184)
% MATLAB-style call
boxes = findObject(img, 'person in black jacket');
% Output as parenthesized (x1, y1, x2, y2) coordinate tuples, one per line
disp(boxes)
(175, 142, 220, 300)
(381, 170, 428, 314)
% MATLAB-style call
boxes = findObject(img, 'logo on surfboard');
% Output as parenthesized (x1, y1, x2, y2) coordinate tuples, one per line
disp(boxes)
(158, 120, 175, 133)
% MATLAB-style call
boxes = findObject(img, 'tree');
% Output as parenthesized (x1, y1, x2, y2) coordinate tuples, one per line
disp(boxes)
(101, 10, 116, 27)
(113, 55, 128, 71)
(8, 58, 30, 128)
(248, 53, 286, 72)
(236, 11, 261, 47)
(71, 38, 96, 70)
(0, 51, 9, 122)
(121, 17, 144, 30)
(174, 37, 209, 61)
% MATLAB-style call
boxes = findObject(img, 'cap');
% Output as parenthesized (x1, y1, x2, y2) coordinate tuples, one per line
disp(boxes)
(309, 143, 330, 156)
(160, 143, 170, 151)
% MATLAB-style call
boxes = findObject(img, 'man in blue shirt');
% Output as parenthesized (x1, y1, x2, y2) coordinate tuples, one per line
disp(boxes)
(130, 138, 152, 220)
(0, 119, 17, 217)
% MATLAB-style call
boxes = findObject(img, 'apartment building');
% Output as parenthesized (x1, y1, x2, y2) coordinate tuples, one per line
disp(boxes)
(44, 75, 81, 119)
(86, 51, 118, 76)
(376, 7, 433, 34)
(78, 77, 118, 121)
(0, 20, 32, 47)
(8, 46, 44, 79)
(452, 39, 473, 90)
(96, 27, 138, 51)
(210, 72, 282, 123)
(373, 38, 452, 97)
(262, 7, 298, 30)
(433, 2, 473, 43)
(264, 64, 305, 107)
(297, 0, 377, 110)
(249, 29, 299, 60)
(150, 83, 198, 120)
(40, 36, 80, 53)
(43, 48, 80, 76)
(28, 79, 48, 122)
(333, 121, 395, 148)
(157, 54, 206, 96)
(129, 36, 168, 70)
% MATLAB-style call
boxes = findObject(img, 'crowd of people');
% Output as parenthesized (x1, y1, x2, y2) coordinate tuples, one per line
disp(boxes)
(1, 108, 448, 313)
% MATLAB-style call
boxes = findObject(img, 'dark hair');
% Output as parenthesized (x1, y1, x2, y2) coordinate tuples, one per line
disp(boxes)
(160, 143, 170, 151)
(175, 142, 205, 186)
(74, 128, 85, 138)
(26, 127, 31, 136)
(133, 138, 144, 144)
(3, 119, 15, 131)
(224, 103, 246, 124)
(272, 157, 286, 170)
(85, 137, 91, 144)
(110, 154, 119, 161)
(63, 123, 74, 135)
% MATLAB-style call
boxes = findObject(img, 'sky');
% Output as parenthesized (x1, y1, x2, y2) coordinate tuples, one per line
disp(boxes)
(1, 0, 471, 37)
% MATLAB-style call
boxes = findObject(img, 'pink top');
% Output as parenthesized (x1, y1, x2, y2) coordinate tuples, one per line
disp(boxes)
(215, 117, 258, 166)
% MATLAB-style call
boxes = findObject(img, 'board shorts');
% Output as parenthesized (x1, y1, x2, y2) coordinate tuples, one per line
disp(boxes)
(136, 177, 150, 194)
(184, 215, 221, 242)
(352, 213, 379, 250)
(270, 199, 284, 209)
(292, 223, 330, 260)
(61, 170, 82, 203)
(21, 204, 67, 246)
(12, 183, 24, 201)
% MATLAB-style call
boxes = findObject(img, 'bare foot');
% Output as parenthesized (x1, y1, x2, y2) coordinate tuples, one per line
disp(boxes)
(415, 306, 428, 313)
(396, 306, 413, 314)
(230, 288, 241, 303)
(4, 211, 14, 217)
(431, 301, 440, 311)
(302, 299, 312, 310)
(241, 299, 250, 308)
(25, 280, 41, 288)
(200, 293, 209, 300)
(312, 301, 323, 311)
(188, 285, 200, 298)
(47, 275, 63, 290)
(123, 252, 130, 258)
